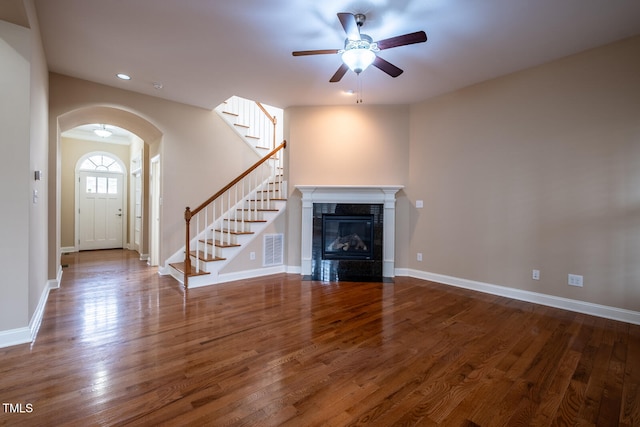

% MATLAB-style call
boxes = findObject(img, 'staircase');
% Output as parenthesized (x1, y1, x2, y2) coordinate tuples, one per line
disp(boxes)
(165, 96, 286, 288)
(215, 95, 283, 157)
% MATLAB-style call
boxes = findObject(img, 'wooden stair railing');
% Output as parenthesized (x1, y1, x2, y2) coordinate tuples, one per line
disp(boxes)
(182, 141, 286, 287)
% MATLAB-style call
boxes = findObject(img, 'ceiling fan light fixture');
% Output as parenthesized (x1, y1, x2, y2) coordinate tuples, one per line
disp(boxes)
(342, 48, 376, 74)
(341, 34, 378, 74)
(94, 124, 112, 138)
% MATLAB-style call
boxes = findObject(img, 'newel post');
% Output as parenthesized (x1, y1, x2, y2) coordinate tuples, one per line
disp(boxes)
(184, 206, 192, 288)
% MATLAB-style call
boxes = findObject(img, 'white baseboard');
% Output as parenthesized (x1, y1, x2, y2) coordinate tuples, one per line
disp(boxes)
(158, 264, 170, 276)
(139, 253, 149, 261)
(399, 268, 640, 326)
(60, 246, 76, 254)
(215, 266, 287, 286)
(286, 265, 301, 275)
(0, 268, 62, 349)
(0, 327, 31, 349)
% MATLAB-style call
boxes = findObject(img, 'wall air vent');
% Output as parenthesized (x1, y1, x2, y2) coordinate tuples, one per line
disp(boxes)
(263, 234, 284, 267)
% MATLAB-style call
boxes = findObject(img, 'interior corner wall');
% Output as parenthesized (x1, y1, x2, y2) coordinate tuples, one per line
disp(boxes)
(408, 35, 640, 312)
(283, 104, 411, 269)
(0, 19, 31, 331)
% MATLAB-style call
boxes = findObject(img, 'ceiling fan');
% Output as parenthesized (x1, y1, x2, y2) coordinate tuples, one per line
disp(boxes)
(292, 12, 427, 82)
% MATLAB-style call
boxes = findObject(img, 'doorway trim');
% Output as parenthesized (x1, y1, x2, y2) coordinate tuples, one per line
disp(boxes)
(74, 151, 128, 252)
(149, 154, 161, 266)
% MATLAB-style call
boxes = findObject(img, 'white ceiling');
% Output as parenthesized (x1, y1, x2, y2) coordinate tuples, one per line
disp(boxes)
(61, 124, 138, 145)
(33, 0, 640, 110)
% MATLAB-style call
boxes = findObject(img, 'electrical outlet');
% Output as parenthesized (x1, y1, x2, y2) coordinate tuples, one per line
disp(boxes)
(568, 274, 583, 287)
(417, 253, 423, 262)
(532, 269, 540, 280)
(250, 252, 256, 261)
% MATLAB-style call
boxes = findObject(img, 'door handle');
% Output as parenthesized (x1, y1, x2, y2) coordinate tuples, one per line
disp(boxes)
(116, 214, 122, 217)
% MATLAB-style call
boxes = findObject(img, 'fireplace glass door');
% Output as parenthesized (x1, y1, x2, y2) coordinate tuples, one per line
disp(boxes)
(322, 214, 374, 260)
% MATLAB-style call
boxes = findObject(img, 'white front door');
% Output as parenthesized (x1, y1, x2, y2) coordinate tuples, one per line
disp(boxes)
(79, 171, 124, 250)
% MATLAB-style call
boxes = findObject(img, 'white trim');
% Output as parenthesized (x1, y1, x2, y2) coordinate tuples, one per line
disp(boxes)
(61, 246, 76, 253)
(0, 268, 62, 349)
(74, 152, 128, 251)
(194, 266, 287, 288)
(296, 185, 403, 278)
(399, 268, 640, 325)
(286, 265, 302, 275)
(149, 154, 161, 267)
(0, 327, 31, 348)
(139, 253, 149, 261)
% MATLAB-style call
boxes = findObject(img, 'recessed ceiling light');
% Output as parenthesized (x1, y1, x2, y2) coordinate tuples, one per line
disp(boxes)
(116, 73, 131, 80)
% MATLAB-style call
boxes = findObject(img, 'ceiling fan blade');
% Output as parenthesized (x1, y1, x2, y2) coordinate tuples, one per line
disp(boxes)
(376, 31, 427, 50)
(292, 49, 340, 56)
(329, 64, 349, 82)
(373, 56, 403, 78)
(337, 13, 361, 41)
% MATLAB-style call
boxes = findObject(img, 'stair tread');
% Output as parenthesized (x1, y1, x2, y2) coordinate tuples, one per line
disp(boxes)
(169, 262, 210, 277)
(200, 239, 241, 248)
(189, 251, 226, 262)
(222, 110, 238, 116)
(238, 208, 279, 212)
(224, 218, 267, 223)
(215, 229, 254, 235)
(234, 123, 250, 128)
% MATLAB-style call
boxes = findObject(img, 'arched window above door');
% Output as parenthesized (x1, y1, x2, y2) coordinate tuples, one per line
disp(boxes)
(79, 154, 123, 173)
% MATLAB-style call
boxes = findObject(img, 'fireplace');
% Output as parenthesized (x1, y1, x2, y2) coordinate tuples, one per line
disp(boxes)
(312, 204, 382, 281)
(322, 214, 374, 260)
(297, 185, 403, 282)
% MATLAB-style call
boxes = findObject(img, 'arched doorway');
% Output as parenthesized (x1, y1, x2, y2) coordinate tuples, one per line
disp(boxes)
(53, 106, 163, 273)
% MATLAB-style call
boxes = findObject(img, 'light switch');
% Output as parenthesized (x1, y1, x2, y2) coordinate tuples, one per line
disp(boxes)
(416, 200, 424, 208)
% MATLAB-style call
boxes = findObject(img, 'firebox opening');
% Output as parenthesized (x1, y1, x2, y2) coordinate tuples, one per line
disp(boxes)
(322, 214, 374, 260)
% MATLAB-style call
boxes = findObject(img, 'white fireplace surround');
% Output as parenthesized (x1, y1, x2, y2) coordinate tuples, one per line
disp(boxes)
(296, 185, 403, 278)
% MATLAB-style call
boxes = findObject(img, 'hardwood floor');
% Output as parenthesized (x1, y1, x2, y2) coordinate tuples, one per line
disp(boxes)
(1, 250, 638, 426)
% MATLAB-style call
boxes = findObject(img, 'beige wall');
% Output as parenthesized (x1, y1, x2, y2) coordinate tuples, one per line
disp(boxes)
(283, 105, 411, 268)
(0, 0, 49, 336)
(60, 137, 131, 248)
(27, 0, 49, 320)
(408, 35, 640, 311)
(0, 19, 31, 330)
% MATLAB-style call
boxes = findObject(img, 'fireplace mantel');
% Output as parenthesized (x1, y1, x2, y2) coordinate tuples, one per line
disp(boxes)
(296, 185, 403, 278)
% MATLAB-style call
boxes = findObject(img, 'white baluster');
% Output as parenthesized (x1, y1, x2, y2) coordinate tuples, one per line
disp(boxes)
(195, 213, 200, 273)
(227, 190, 231, 245)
